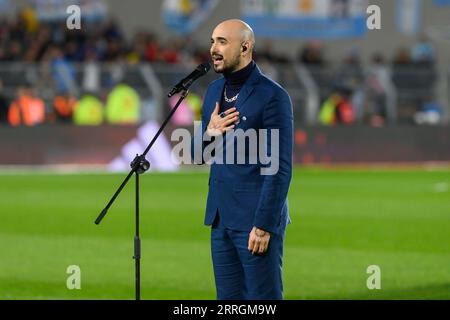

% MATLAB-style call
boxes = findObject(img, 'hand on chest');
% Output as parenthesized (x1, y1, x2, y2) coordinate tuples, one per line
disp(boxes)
(216, 91, 266, 131)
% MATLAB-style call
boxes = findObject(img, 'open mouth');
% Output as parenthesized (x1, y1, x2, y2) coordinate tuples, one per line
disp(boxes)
(212, 55, 223, 64)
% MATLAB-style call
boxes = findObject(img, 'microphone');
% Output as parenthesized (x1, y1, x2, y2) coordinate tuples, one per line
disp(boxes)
(168, 62, 211, 97)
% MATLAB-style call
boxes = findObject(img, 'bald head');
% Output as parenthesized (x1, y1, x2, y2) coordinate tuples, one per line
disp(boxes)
(210, 19, 255, 74)
(216, 19, 255, 48)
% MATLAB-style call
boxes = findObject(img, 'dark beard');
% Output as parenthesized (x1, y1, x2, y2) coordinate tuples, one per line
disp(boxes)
(215, 55, 241, 74)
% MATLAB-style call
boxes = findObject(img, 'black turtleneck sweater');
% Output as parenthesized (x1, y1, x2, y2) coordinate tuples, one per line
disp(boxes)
(220, 60, 256, 114)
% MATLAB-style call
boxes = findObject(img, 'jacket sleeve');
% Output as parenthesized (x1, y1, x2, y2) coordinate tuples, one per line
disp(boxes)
(253, 90, 293, 234)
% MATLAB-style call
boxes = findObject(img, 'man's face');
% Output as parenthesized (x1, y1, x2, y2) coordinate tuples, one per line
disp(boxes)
(210, 26, 242, 74)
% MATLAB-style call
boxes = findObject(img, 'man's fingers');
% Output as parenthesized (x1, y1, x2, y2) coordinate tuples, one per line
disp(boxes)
(224, 107, 237, 115)
(223, 111, 239, 121)
(223, 125, 235, 132)
(252, 237, 263, 254)
(252, 241, 260, 254)
(258, 242, 267, 254)
(248, 235, 255, 251)
(224, 116, 239, 126)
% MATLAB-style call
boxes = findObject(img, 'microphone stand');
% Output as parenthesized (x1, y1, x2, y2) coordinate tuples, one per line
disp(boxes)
(94, 88, 189, 300)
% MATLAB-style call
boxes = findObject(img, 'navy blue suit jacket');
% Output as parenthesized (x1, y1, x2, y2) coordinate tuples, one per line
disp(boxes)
(191, 64, 293, 236)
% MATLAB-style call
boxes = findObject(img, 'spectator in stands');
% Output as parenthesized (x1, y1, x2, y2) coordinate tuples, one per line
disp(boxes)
(192, 47, 211, 65)
(19, 6, 39, 34)
(103, 38, 123, 62)
(64, 40, 84, 62)
(333, 47, 365, 122)
(73, 94, 104, 126)
(4, 40, 23, 61)
(414, 96, 443, 125)
(126, 31, 145, 63)
(105, 83, 140, 124)
(82, 48, 101, 94)
(255, 41, 276, 61)
(257, 57, 279, 83)
(0, 45, 7, 61)
(7, 86, 46, 127)
(45, 45, 77, 94)
(365, 53, 390, 127)
(103, 18, 124, 42)
(144, 33, 161, 62)
(393, 47, 413, 66)
(255, 41, 290, 64)
(23, 25, 52, 62)
(52, 92, 78, 123)
(412, 35, 435, 64)
(160, 41, 181, 64)
(319, 86, 355, 126)
(106, 52, 127, 89)
(334, 47, 364, 91)
(298, 41, 325, 65)
(0, 80, 9, 124)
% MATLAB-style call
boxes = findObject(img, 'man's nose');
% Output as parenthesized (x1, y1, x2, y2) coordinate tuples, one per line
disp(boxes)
(210, 44, 218, 54)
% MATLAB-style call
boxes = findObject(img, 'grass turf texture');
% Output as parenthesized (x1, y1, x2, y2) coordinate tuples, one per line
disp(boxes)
(0, 167, 449, 299)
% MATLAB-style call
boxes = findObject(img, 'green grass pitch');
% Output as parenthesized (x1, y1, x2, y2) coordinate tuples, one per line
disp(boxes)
(0, 167, 449, 299)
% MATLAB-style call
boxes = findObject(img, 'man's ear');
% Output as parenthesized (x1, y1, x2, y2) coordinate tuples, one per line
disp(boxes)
(241, 41, 249, 53)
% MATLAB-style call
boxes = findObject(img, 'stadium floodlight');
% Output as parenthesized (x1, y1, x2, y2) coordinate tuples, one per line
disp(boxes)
(94, 62, 211, 300)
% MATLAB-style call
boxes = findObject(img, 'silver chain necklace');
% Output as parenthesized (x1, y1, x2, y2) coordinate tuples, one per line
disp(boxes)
(224, 87, 239, 103)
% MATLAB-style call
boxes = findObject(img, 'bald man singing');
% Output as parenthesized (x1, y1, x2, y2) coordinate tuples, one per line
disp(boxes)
(191, 19, 293, 300)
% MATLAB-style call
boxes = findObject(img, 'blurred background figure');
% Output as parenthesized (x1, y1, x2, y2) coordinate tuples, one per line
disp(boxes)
(72, 93, 104, 126)
(7, 85, 45, 126)
(298, 40, 325, 66)
(105, 83, 140, 124)
(51, 91, 77, 123)
(319, 86, 355, 126)
(364, 53, 391, 127)
(0, 79, 9, 124)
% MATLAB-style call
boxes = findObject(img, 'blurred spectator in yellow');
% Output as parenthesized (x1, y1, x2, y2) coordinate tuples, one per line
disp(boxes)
(19, 6, 39, 33)
(8, 86, 46, 126)
(105, 83, 140, 124)
(319, 87, 354, 126)
(187, 92, 202, 121)
(73, 94, 104, 125)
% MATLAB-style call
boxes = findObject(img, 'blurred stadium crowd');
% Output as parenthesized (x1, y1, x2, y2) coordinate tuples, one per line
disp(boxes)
(0, 6, 446, 127)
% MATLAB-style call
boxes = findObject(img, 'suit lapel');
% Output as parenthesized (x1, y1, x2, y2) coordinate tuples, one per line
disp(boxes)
(208, 77, 225, 115)
(235, 85, 254, 113)
(209, 64, 261, 115)
(211, 77, 225, 114)
(234, 64, 261, 113)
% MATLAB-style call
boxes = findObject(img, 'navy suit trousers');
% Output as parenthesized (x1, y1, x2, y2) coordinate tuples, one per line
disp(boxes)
(211, 213, 285, 300)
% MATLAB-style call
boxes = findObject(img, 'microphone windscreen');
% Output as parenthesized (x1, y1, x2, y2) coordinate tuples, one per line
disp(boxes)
(198, 62, 211, 75)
